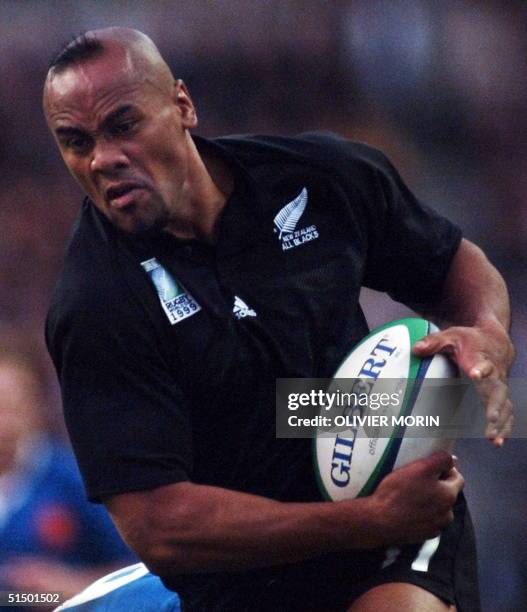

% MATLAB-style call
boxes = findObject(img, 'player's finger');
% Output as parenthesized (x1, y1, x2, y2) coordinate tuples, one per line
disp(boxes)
(484, 381, 509, 437)
(471, 377, 495, 412)
(413, 333, 448, 356)
(484, 379, 508, 416)
(417, 450, 455, 477)
(498, 413, 514, 444)
(496, 397, 513, 430)
(469, 359, 494, 380)
(493, 406, 514, 445)
(439, 467, 464, 497)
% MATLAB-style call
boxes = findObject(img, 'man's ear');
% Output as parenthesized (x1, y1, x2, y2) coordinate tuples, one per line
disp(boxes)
(172, 79, 198, 128)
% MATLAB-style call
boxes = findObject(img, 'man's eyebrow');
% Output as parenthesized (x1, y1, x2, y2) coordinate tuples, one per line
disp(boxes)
(55, 126, 87, 138)
(54, 106, 136, 139)
(101, 105, 135, 127)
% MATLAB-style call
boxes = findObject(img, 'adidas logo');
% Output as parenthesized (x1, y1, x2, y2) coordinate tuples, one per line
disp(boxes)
(233, 295, 257, 319)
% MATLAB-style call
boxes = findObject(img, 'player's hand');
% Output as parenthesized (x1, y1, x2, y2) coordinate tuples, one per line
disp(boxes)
(413, 321, 515, 446)
(370, 452, 464, 546)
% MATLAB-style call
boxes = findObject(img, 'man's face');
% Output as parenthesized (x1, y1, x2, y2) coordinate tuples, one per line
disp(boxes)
(44, 47, 196, 235)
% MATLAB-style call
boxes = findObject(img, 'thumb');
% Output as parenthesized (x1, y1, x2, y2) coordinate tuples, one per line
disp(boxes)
(413, 332, 447, 356)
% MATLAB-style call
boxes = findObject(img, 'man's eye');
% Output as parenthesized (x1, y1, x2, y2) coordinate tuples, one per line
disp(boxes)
(112, 121, 136, 134)
(65, 136, 90, 152)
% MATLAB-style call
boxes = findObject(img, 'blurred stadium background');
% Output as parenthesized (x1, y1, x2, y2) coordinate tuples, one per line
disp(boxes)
(1, 1, 525, 609)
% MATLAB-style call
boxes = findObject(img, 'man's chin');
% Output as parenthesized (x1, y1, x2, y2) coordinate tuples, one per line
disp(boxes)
(112, 212, 169, 238)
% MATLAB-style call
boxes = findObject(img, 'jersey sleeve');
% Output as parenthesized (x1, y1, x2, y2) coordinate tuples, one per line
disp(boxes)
(46, 265, 193, 504)
(53, 444, 137, 563)
(299, 133, 462, 308)
(357, 146, 462, 307)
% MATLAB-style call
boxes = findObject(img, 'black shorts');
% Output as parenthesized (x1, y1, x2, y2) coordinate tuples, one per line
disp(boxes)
(173, 493, 480, 611)
(348, 492, 480, 611)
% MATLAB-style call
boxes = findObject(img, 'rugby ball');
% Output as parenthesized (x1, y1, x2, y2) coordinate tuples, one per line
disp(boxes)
(314, 318, 460, 501)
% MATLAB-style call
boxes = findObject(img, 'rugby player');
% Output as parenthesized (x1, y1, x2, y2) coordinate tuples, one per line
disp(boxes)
(43, 27, 514, 611)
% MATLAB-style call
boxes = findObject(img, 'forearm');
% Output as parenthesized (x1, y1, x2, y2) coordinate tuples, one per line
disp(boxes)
(413, 238, 514, 443)
(108, 453, 460, 577)
(114, 483, 379, 575)
(424, 238, 510, 330)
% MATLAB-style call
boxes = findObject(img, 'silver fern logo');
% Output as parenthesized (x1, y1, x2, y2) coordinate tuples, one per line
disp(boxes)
(233, 295, 257, 319)
(273, 187, 319, 251)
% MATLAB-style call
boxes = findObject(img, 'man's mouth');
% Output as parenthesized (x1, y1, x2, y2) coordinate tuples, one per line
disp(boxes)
(106, 182, 146, 208)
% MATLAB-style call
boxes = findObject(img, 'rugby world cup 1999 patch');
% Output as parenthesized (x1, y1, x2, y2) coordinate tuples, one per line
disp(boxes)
(141, 258, 201, 325)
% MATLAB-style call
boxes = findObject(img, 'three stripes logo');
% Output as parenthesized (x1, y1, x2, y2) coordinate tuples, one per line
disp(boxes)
(273, 187, 319, 251)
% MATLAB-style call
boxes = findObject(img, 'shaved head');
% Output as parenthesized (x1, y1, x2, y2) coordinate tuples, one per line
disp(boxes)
(44, 27, 175, 107)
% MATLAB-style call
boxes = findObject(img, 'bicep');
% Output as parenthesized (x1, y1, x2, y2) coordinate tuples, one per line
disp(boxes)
(422, 237, 511, 328)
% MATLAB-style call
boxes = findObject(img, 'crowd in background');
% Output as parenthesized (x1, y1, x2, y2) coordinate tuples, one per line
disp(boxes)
(1, 1, 526, 609)
(0, 333, 136, 609)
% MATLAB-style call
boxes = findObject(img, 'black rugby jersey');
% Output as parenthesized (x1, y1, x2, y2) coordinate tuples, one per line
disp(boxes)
(46, 132, 462, 609)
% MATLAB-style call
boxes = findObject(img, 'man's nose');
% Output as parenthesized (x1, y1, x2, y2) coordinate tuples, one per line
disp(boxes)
(90, 140, 129, 174)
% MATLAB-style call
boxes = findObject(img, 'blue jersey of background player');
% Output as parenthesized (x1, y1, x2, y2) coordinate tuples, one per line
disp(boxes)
(0, 343, 136, 599)
(56, 564, 180, 612)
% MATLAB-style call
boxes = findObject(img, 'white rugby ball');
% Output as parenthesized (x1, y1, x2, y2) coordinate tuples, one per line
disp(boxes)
(314, 318, 460, 501)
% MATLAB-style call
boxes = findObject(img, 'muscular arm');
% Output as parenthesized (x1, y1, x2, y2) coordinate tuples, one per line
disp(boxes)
(413, 238, 515, 444)
(421, 238, 510, 329)
(105, 452, 461, 576)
